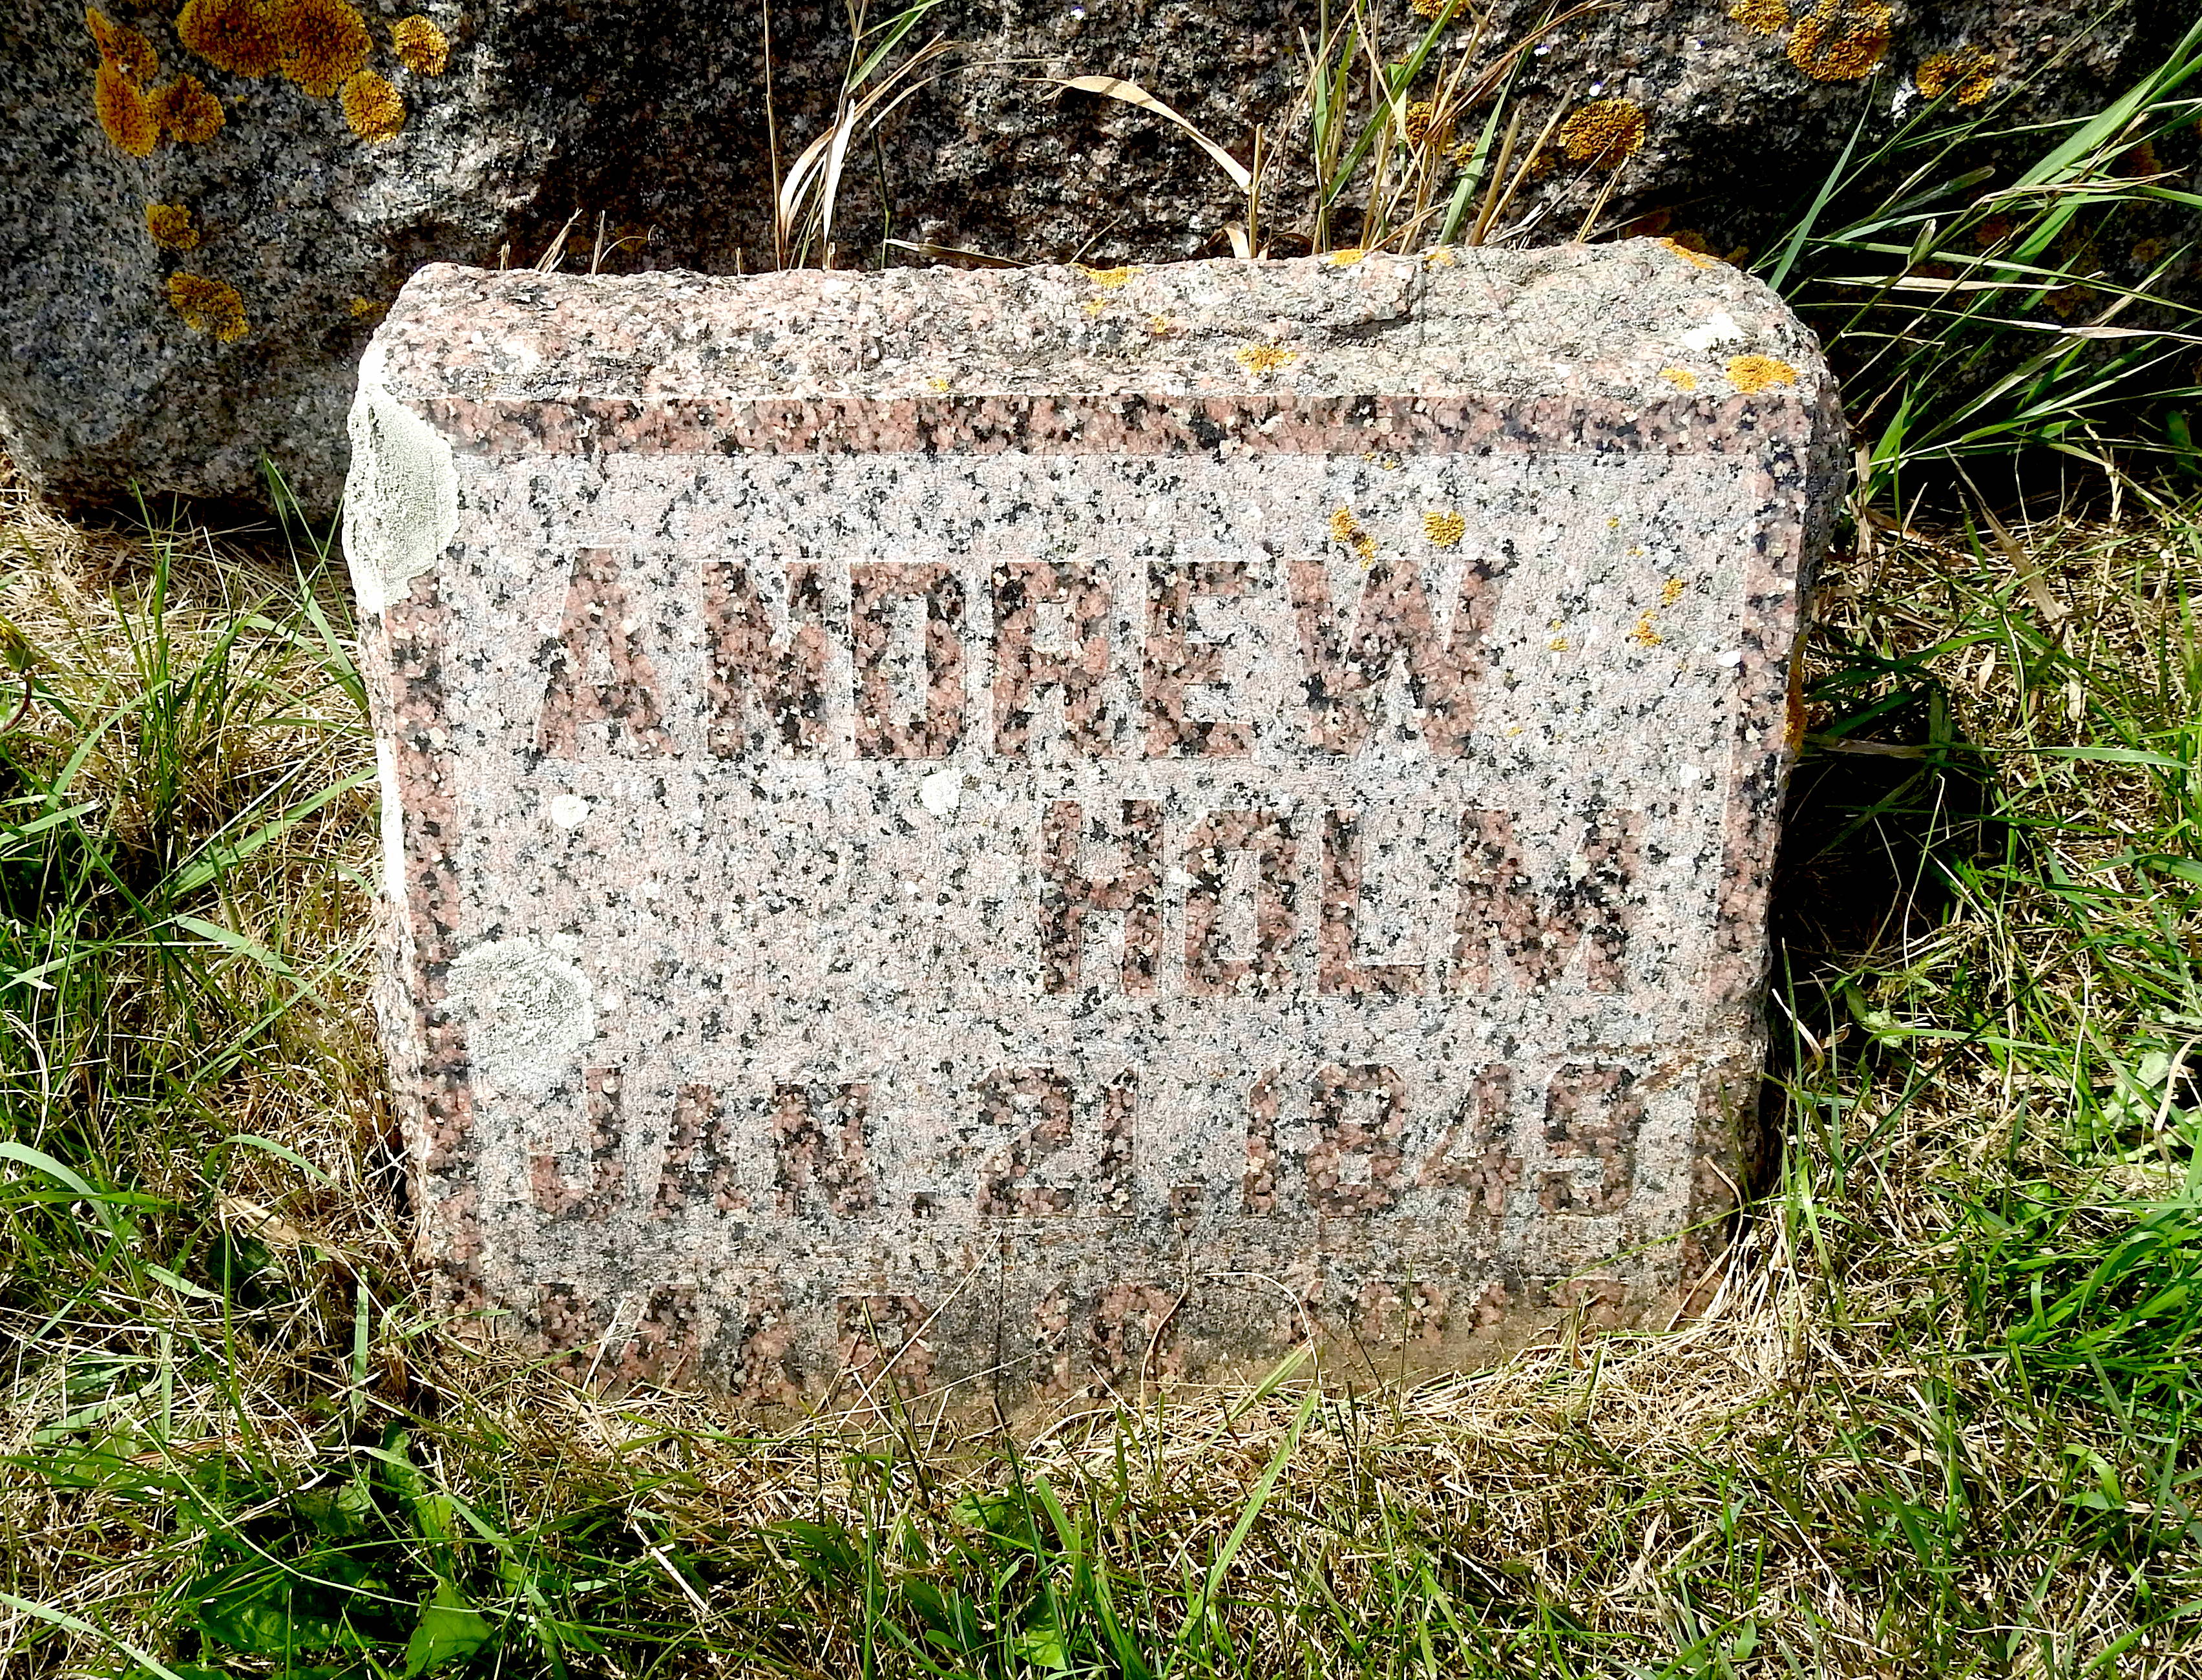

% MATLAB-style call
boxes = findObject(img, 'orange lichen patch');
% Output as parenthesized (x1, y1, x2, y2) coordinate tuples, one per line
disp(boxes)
(1727, 0, 1787, 34)
(1324, 246, 1370, 268)
(1661, 576, 1690, 607)
(1786, 0, 1892, 83)
(1146, 313, 1176, 337)
(94, 61, 159, 156)
(1078, 264, 1138, 287)
(390, 14, 450, 74)
(87, 8, 159, 82)
(1329, 507, 1378, 563)
(167, 271, 248, 342)
(1726, 354, 1797, 393)
(151, 75, 225, 143)
(1558, 98, 1646, 169)
(2118, 140, 2162, 179)
(2042, 280, 2099, 321)
(1424, 245, 1458, 266)
(1234, 344, 1297, 377)
(1659, 366, 1697, 391)
(177, 0, 280, 76)
(277, 0, 373, 96)
(1916, 43, 1995, 105)
(1422, 510, 1466, 547)
(1661, 237, 1719, 271)
(1628, 613, 1664, 648)
(1410, 0, 1452, 19)
(145, 202, 200, 249)
(1402, 100, 1446, 148)
(341, 69, 404, 138)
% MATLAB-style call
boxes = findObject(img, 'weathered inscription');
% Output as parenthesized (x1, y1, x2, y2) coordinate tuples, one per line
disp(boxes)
(351, 247, 1841, 1405)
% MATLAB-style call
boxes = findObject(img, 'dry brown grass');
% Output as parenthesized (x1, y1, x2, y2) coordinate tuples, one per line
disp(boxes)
(3, 468, 2199, 1675)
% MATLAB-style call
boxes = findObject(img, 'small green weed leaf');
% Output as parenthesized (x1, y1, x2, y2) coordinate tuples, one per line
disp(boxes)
(144, 1263, 224, 1303)
(0, 1140, 100, 1199)
(218, 1131, 335, 1186)
(191, 1586, 335, 1657)
(1012, 1611, 1071, 1672)
(403, 1580, 494, 1677)
(165, 914, 296, 978)
(292, 1480, 374, 1539)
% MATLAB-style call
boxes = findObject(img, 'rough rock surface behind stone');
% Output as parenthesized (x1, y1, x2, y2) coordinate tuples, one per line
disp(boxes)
(0, 0, 2168, 510)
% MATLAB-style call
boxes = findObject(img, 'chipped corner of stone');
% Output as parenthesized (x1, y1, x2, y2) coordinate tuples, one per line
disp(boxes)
(342, 336, 458, 620)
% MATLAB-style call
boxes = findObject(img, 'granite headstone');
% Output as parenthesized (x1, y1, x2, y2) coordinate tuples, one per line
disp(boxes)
(347, 244, 1844, 1407)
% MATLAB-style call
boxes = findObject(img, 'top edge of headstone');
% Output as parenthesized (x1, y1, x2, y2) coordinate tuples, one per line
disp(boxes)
(365, 243, 1832, 410)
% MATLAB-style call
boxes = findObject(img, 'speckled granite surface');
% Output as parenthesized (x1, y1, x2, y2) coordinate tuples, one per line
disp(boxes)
(347, 243, 1845, 1409)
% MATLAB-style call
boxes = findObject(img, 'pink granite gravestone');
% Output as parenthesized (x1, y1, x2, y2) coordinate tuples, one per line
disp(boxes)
(346, 245, 1844, 1407)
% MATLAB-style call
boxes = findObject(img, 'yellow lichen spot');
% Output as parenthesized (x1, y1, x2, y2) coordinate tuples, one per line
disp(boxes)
(167, 271, 248, 342)
(1659, 366, 1698, 391)
(1726, 354, 1798, 394)
(348, 295, 386, 321)
(1727, 0, 1787, 34)
(277, 0, 373, 97)
(1329, 507, 1378, 563)
(1146, 313, 1175, 337)
(1410, 0, 1445, 17)
(1081, 296, 1107, 317)
(94, 60, 158, 156)
(87, 8, 159, 82)
(1079, 264, 1138, 288)
(1916, 44, 1994, 105)
(926, 375, 951, 392)
(2133, 236, 2169, 267)
(176, 0, 280, 77)
(1324, 246, 1370, 268)
(1424, 245, 1458, 266)
(1661, 577, 1690, 607)
(145, 202, 200, 250)
(1423, 510, 1466, 548)
(341, 69, 404, 140)
(151, 75, 225, 143)
(1402, 100, 1447, 149)
(390, 14, 450, 75)
(1234, 344, 1297, 377)
(1549, 636, 1569, 651)
(1786, 0, 1892, 83)
(1557, 98, 1646, 170)
(1628, 614, 1664, 649)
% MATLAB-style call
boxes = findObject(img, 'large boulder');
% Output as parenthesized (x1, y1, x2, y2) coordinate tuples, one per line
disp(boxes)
(0, 0, 2177, 512)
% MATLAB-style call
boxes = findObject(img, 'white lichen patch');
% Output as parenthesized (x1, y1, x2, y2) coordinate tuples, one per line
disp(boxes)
(445, 938, 595, 1093)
